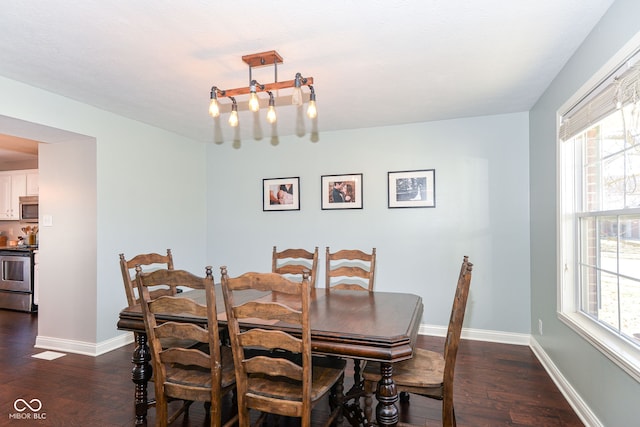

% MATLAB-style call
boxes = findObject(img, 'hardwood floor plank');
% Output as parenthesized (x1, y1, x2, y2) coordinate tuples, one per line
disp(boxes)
(0, 309, 584, 426)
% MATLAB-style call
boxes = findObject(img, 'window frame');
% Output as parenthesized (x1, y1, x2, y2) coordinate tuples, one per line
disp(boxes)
(557, 34, 640, 383)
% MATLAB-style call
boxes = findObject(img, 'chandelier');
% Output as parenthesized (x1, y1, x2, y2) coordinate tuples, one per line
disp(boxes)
(208, 50, 316, 127)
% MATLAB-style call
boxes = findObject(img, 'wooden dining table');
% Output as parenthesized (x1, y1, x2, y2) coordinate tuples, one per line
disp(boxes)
(117, 286, 423, 427)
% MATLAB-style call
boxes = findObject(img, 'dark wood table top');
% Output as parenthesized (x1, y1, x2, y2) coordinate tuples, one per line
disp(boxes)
(118, 286, 423, 363)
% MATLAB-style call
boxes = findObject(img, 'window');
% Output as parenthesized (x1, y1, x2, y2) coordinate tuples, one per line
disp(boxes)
(559, 47, 640, 381)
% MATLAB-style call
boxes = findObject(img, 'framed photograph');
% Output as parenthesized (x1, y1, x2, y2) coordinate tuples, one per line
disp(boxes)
(388, 169, 435, 208)
(263, 177, 300, 211)
(321, 173, 363, 210)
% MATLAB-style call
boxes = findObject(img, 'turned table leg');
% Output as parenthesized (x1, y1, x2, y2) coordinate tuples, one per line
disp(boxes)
(131, 331, 152, 425)
(375, 362, 398, 427)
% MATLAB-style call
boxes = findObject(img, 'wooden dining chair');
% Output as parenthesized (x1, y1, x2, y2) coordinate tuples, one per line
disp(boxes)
(272, 246, 319, 288)
(119, 249, 176, 307)
(136, 265, 237, 427)
(362, 256, 473, 427)
(220, 267, 346, 427)
(325, 246, 377, 406)
(325, 247, 376, 291)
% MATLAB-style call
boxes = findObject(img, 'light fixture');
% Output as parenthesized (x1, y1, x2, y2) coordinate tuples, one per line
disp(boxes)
(266, 91, 277, 124)
(306, 86, 317, 119)
(208, 50, 317, 127)
(248, 80, 264, 112)
(292, 72, 305, 106)
(228, 97, 238, 127)
(209, 86, 221, 118)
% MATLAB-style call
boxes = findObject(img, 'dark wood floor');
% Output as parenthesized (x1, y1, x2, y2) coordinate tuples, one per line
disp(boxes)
(0, 309, 584, 426)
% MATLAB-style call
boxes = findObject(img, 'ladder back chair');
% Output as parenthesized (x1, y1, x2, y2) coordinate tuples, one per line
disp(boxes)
(272, 246, 319, 288)
(362, 256, 473, 427)
(325, 246, 377, 405)
(220, 267, 346, 427)
(136, 265, 237, 427)
(325, 247, 376, 292)
(119, 249, 176, 307)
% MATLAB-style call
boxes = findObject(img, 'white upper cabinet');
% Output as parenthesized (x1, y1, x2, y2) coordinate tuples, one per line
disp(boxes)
(0, 169, 38, 220)
(0, 174, 13, 220)
(26, 172, 38, 196)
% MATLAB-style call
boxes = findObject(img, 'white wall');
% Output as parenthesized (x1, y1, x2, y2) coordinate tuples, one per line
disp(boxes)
(0, 76, 208, 353)
(0, 64, 530, 347)
(207, 112, 531, 333)
(530, 1, 640, 425)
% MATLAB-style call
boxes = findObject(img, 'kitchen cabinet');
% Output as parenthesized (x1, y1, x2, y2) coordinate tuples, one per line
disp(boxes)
(26, 172, 38, 196)
(0, 175, 12, 220)
(0, 170, 38, 220)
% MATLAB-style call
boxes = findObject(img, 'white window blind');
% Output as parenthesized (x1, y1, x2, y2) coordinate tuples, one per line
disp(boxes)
(559, 51, 640, 141)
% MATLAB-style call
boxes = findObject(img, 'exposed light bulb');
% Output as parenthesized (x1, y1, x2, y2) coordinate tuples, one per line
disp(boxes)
(228, 98, 239, 127)
(306, 100, 317, 119)
(209, 99, 220, 118)
(267, 105, 277, 124)
(209, 87, 222, 118)
(306, 86, 317, 118)
(249, 91, 260, 112)
(229, 110, 239, 127)
(266, 91, 277, 124)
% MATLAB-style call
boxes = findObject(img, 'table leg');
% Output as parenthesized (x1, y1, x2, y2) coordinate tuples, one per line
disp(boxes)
(131, 331, 152, 425)
(375, 362, 398, 427)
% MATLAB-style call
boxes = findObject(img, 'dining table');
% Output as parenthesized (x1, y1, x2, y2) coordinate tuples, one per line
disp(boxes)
(117, 286, 423, 427)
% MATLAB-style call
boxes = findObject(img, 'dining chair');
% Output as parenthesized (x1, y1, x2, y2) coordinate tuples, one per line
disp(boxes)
(220, 267, 346, 427)
(272, 246, 319, 288)
(135, 265, 237, 427)
(362, 256, 473, 427)
(325, 247, 376, 291)
(119, 249, 176, 307)
(325, 246, 377, 405)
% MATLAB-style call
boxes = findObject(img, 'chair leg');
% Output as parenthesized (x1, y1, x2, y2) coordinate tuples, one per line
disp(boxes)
(442, 401, 455, 427)
(363, 381, 375, 425)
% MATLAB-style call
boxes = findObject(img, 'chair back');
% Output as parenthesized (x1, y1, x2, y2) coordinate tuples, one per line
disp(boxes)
(220, 267, 313, 424)
(442, 257, 473, 414)
(119, 249, 175, 306)
(325, 247, 376, 291)
(272, 246, 319, 288)
(136, 266, 228, 425)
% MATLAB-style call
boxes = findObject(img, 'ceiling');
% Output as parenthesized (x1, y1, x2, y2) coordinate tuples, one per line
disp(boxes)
(0, 1, 615, 146)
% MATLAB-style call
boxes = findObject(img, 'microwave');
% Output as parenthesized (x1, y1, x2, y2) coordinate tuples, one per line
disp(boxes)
(19, 196, 38, 223)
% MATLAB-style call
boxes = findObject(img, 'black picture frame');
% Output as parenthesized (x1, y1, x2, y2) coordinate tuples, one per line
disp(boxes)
(263, 177, 300, 211)
(388, 169, 435, 208)
(321, 173, 363, 210)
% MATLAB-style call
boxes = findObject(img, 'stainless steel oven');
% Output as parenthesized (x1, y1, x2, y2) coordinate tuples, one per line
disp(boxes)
(0, 251, 36, 312)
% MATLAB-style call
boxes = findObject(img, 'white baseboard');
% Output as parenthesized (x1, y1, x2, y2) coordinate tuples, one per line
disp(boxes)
(35, 332, 134, 357)
(528, 337, 603, 427)
(420, 324, 530, 345)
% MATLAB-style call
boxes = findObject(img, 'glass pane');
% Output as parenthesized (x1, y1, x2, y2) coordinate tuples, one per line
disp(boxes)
(598, 271, 620, 331)
(619, 214, 640, 280)
(2, 260, 24, 282)
(599, 111, 626, 157)
(602, 152, 626, 210)
(597, 216, 617, 273)
(625, 147, 640, 208)
(620, 276, 640, 341)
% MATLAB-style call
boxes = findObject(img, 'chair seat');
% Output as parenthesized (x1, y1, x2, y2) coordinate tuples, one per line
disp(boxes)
(165, 346, 236, 392)
(247, 356, 346, 402)
(363, 348, 444, 389)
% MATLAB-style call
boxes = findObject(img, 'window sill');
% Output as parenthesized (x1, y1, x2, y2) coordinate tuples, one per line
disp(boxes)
(559, 311, 640, 383)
